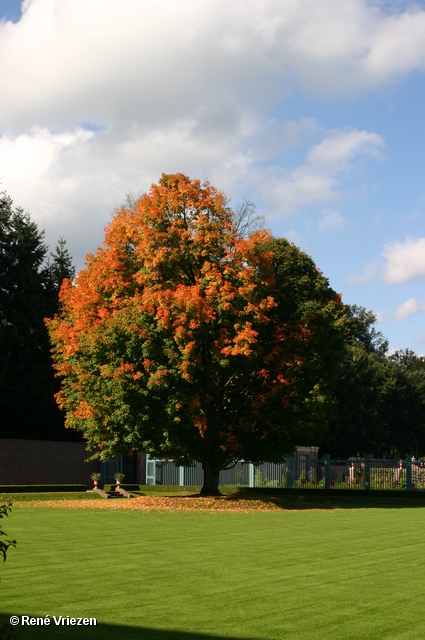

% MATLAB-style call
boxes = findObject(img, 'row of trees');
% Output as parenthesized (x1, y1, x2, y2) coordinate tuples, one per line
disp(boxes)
(323, 306, 425, 458)
(0, 191, 78, 440)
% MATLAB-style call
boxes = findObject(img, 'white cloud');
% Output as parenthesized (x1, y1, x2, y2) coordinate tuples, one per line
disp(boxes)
(0, 0, 420, 271)
(363, 9, 425, 81)
(376, 308, 388, 323)
(0, 121, 246, 266)
(258, 129, 384, 215)
(0, 1, 425, 133)
(319, 210, 346, 232)
(0, 119, 384, 270)
(405, 210, 422, 221)
(0, 126, 93, 196)
(383, 237, 425, 283)
(280, 3, 425, 94)
(346, 262, 377, 284)
(392, 298, 425, 321)
(307, 130, 383, 167)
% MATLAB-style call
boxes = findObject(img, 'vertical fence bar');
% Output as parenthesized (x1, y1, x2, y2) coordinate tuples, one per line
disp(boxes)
(364, 454, 370, 490)
(248, 463, 254, 488)
(286, 457, 292, 489)
(324, 454, 330, 490)
(178, 466, 184, 486)
(412, 459, 424, 491)
(145, 454, 156, 485)
(406, 454, 412, 491)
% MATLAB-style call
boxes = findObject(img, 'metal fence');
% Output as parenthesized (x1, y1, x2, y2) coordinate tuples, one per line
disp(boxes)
(145, 454, 424, 491)
(287, 456, 412, 490)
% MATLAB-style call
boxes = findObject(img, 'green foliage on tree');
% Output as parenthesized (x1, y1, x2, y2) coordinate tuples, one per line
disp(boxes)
(0, 502, 16, 562)
(346, 304, 389, 354)
(0, 191, 78, 440)
(0, 503, 16, 640)
(389, 348, 425, 372)
(0, 503, 16, 572)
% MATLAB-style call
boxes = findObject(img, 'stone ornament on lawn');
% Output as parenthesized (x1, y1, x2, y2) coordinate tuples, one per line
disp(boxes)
(114, 472, 125, 488)
(91, 472, 101, 489)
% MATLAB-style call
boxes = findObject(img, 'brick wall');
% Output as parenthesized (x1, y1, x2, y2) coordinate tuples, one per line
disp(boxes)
(0, 439, 100, 486)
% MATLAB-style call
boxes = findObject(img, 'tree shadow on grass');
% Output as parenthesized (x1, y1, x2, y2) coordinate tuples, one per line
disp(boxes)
(180, 490, 425, 510)
(0, 614, 264, 640)
(242, 492, 425, 510)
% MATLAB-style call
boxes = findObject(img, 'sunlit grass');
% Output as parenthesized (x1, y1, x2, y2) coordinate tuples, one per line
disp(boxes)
(1, 505, 425, 639)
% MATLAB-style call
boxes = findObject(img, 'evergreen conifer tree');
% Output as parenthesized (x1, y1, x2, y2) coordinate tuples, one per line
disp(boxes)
(0, 192, 79, 440)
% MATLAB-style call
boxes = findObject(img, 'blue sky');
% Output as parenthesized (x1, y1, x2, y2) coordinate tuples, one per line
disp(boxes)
(0, 0, 424, 353)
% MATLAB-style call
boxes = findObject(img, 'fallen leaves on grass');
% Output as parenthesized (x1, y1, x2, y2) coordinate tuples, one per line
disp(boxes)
(13, 495, 302, 512)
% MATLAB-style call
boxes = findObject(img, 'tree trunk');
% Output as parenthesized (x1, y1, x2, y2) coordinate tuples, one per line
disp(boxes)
(200, 460, 221, 496)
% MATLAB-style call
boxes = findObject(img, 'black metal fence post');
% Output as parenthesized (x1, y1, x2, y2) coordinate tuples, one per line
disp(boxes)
(286, 456, 292, 488)
(406, 454, 412, 491)
(364, 454, 370, 490)
(324, 454, 330, 490)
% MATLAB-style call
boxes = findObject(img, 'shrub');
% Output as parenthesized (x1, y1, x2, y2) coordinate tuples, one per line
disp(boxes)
(254, 469, 263, 487)
(0, 503, 17, 640)
(336, 467, 345, 487)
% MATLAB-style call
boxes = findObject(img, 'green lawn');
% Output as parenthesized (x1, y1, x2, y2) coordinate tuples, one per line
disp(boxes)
(1, 505, 425, 639)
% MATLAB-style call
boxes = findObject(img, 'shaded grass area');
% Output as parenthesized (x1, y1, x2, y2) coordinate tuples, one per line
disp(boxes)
(0, 616, 265, 640)
(2, 507, 425, 638)
(240, 491, 425, 510)
(132, 485, 235, 495)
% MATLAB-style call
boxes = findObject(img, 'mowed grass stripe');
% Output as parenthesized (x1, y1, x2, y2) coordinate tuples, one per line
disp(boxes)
(1, 507, 425, 639)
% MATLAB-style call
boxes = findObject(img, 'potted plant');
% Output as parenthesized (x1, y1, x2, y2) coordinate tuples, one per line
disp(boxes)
(91, 472, 101, 489)
(114, 472, 125, 488)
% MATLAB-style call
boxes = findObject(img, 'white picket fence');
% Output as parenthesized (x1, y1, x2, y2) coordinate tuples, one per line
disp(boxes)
(145, 455, 286, 488)
(145, 455, 425, 491)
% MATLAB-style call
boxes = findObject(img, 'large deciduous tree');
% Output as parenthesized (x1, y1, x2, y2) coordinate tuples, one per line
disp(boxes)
(47, 174, 346, 494)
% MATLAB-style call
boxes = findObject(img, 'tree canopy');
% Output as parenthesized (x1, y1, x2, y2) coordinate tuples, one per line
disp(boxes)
(48, 174, 347, 494)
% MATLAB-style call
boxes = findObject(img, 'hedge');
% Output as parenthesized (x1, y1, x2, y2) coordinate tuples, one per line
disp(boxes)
(236, 486, 425, 498)
(137, 485, 201, 493)
(102, 484, 141, 492)
(0, 484, 87, 493)
(102, 484, 201, 493)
